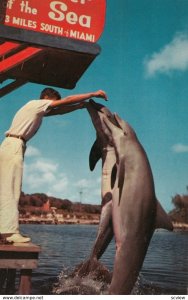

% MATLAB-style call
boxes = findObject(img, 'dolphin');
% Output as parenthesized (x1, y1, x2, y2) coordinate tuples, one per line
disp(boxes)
(102, 112, 173, 294)
(75, 100, 173, 294)
(78, 100, 116, 269)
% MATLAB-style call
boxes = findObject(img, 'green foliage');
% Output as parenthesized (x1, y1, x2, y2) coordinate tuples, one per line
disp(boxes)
(60, 199, 72, 210)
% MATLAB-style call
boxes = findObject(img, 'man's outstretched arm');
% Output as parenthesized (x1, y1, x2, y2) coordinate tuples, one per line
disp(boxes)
(49, 90, 107, 108)
(45, 103, 85, 116)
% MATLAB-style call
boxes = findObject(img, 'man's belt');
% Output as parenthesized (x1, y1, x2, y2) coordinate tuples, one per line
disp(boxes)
(6, 133, 26, 143)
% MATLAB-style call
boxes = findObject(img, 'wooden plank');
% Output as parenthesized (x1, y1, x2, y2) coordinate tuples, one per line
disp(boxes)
(19, 269, 32, 295)
(0, 242, 41, 253)
(5, 269, 16, 294)
(0, 259, 38, 269)
(0, 251, 39, 259)
(0, 242, 41, 295)
(0, 269, 7, 292)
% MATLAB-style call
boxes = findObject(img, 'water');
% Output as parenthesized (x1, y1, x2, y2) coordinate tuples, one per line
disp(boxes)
(18, 224, 187, 295)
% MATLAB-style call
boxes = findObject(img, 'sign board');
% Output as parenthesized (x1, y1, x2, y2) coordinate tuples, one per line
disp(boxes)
(0, 0, 106, 43)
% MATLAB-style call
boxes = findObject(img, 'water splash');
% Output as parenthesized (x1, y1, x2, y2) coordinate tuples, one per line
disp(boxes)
(53, 261, 111, 295)
(52, 262, 170, 295)
(131, 274, 169, 295)
(131, 274, 155, 295)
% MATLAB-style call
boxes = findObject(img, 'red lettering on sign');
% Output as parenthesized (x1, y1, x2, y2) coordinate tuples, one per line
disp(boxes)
(0, 0, 106, 43)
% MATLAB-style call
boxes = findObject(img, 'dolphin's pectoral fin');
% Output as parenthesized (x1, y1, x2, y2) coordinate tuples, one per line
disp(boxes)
(89, 139, 102, 171)
(118, 159, 126, 204)
(155, 200, 174, 231)
(111, 164, 117, 189)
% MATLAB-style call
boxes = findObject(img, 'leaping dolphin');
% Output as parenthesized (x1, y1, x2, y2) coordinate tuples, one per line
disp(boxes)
(82, 100, 116, 267)
(75, 100, 173, 294)
(102, 112, 173, 294)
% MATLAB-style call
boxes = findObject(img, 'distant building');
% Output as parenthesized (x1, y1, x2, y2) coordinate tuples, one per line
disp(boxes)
(42, 199, 50, 212)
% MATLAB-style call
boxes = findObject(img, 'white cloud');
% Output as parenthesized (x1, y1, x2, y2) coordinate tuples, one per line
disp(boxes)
(144, 33, 188, 76)
(75, 178, 92, 189)
(51, 173, 69, 192)
(25, 145, 41, 157)
(171, 143, 188, 153)
(29, 159, 58, 173)
(23, 158, 69, 195)
(75, 177, 101, 192)
(24, 161, 55, 188)
(23, 148, 101, 203)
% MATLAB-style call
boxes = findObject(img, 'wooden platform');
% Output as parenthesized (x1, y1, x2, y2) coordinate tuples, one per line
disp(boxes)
(0, 242, 41, 295)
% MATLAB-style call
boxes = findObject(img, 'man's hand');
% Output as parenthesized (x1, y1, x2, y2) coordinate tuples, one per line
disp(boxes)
(94, 90, 108, 101)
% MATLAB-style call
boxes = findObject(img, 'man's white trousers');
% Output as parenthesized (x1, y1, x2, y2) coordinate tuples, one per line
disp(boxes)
(0, 137, 25, 234)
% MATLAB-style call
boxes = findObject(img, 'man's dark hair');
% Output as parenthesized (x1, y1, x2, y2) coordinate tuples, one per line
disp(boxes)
(40, 88, 61, 100)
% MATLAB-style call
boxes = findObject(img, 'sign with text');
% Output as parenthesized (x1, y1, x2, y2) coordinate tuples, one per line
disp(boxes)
(0, 0, 106, 43)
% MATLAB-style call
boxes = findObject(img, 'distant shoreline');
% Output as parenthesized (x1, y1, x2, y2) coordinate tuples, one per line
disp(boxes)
(172, 222, 188, 231)
(19, 214, 100, 226)
(19, 217, 188, 231)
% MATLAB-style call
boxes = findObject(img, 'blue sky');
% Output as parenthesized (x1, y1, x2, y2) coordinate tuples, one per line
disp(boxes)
(0, 0, 188, 212)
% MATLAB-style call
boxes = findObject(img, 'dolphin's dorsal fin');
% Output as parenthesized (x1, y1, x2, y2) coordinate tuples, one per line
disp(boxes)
(89, 139, 102, 171)
(155, 200, 173, 231)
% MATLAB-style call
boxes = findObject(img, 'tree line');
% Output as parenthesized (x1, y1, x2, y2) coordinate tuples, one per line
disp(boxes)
(19, 187, 188, 224)
(19, 191, 101, 215)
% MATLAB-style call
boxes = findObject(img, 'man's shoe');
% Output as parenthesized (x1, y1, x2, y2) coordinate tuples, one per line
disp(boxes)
(6, 233, 31, 243)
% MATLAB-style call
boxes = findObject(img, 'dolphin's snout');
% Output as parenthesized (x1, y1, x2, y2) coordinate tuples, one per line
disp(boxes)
(88, 99, 105, 112)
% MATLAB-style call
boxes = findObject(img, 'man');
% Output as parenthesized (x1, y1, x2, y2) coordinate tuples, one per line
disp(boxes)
(0, 87, 107, 243)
